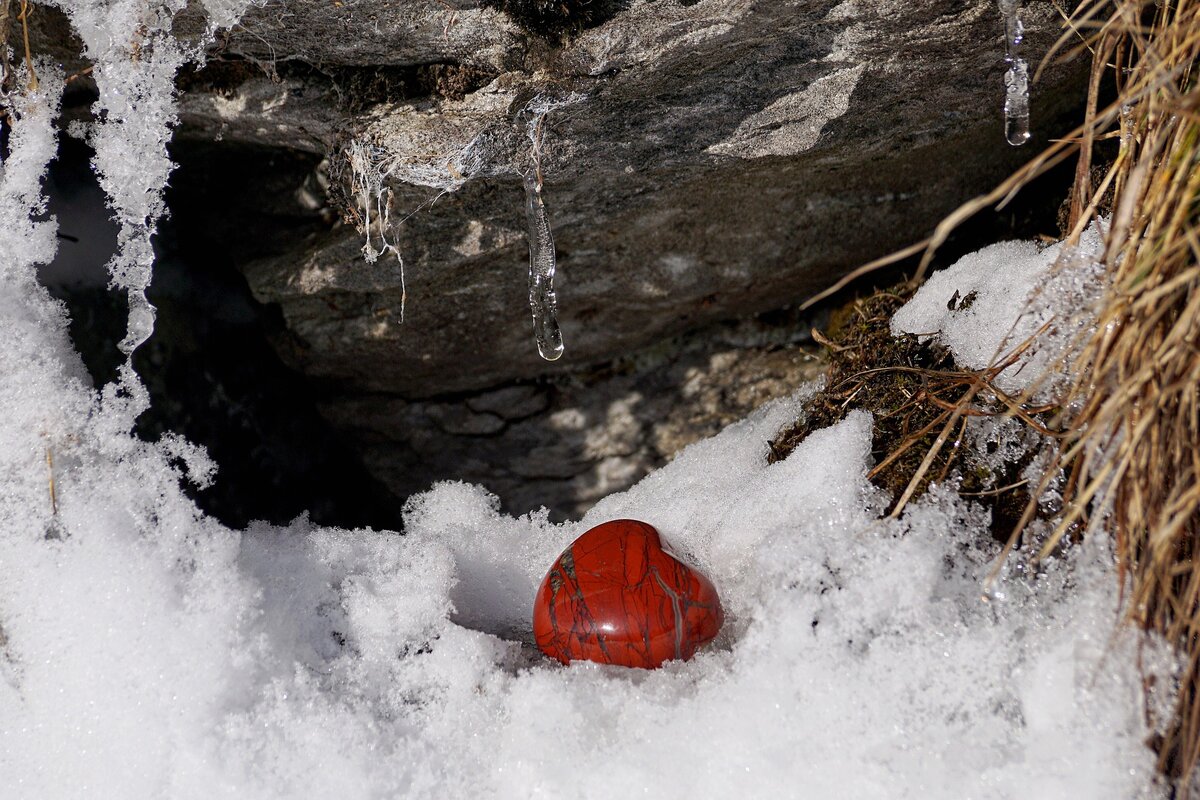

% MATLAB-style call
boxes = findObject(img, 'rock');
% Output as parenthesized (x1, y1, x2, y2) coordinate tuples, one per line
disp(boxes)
(320, 323, 824, 519)
(38, 0, 1088, 520)
(165, 0, 1088, 399)
(533, 519, 724, 668)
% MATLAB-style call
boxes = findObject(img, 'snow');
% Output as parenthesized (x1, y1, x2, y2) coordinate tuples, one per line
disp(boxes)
(0, 10, 1169, 798)
(44, 0, 260, 361)
(47, 0, 189, 358)
(0, 189, 1170, 796)
(892, 221, 1108, 397)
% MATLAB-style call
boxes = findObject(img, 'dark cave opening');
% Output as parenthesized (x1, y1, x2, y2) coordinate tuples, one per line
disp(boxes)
(40, 135, 401, 531)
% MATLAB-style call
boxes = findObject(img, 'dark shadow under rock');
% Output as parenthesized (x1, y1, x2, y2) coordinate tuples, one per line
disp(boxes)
(324, 318, 826, 521)
(482, 0, 632, 42)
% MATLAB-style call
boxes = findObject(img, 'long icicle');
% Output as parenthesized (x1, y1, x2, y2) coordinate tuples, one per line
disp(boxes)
(999, 0, 1031, 146)
(523, 110, 564, 362)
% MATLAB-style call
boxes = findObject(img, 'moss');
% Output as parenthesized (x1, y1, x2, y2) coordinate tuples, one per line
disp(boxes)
(482, 0, 630, 42)
(330, 63, 496, 112)
(425, 63, 497, 102)
(948, 289, 978, 312)
(768, 286, 1038, 541)
(769, 288, 953, 500)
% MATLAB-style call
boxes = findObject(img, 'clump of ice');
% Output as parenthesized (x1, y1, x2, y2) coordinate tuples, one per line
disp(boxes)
(0, 31, 1167, 800)
(892, 222, 1107, 398)
(43, 0, 259, 370)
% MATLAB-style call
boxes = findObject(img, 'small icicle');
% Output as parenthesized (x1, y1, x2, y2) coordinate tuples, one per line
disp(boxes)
(1003, 59, 1031, 146)
(998, 0, 1031, 146)
(120, 289, 157, 356)
(523, 112, 564, 362)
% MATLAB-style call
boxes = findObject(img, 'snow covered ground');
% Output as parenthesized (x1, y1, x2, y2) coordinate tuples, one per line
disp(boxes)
(0, 246, 1172, 797)
(0, 7, 1173, 796)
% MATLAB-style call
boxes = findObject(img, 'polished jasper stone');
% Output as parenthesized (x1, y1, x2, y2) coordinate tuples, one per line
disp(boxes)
(533, 519, 723, 668)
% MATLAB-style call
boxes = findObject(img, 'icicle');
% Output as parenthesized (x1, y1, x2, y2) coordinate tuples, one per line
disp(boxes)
(1003, 61, 1031, 147)
(123, 290, 156, 354)
(998, 0, 1031, 146)
(523, 111, 564, 362)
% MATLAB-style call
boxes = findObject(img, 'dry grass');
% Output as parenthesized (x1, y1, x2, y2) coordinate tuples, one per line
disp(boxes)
(769, 289, 1057, 539)
(0, 0, 39, 94)
(1016, 0, 1200, 786)
(797, 0, 1199, 789)
(0, 0, 12, 91)
(889, 0, 1200, 787)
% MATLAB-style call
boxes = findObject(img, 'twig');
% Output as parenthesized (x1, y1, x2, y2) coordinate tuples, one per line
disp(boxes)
(46, 448, 57, 517)
(17, 0, 35, 91)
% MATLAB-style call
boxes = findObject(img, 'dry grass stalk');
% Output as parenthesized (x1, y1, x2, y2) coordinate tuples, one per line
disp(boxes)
(922, 0, 1200, 787)
(0, 0, 12, 90)
(770, 291, 1057, 539)
(1021, 0, 1200, 786)
(0, 0, 39, 94)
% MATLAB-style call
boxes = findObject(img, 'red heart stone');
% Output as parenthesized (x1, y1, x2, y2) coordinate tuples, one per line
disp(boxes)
(533, 519, 724, 669)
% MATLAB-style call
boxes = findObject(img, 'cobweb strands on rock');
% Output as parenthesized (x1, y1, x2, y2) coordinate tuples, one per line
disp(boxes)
(338, 117, 519, 325)
(335, 88, 582, 360)
(344, 138, 408, 320)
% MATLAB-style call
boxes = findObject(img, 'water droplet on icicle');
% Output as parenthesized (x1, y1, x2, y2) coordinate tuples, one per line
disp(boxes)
(998, 0, 1031, 146)
(522, 110, 564, 362)
(1003, 59, 1031, 146)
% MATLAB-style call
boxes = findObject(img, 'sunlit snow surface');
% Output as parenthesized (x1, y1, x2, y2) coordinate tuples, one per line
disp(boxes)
(892, 222, 1108, 401)
(0, 64, 1171, 800)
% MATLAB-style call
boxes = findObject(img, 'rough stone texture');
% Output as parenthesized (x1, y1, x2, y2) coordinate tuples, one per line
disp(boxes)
(37, 0, 1088, 519)
(187, 0, 1084, 398)
(321, 324, 825, 519)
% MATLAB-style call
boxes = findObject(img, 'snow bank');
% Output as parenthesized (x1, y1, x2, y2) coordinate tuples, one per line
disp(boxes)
(1, 144, 1168, 798)
(0, 304, 1168, 797)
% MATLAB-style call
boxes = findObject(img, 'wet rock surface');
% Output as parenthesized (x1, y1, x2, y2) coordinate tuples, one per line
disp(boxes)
(201, 0, 1085, 397)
